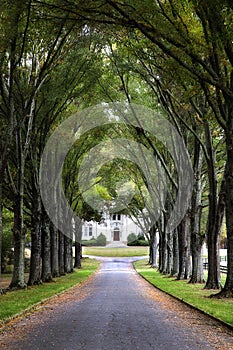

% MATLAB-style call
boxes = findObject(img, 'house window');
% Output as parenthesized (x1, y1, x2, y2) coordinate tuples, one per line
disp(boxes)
(89, 225, 93, 237)
(84, 226, 88, 237)
(112, 214, 121, 221)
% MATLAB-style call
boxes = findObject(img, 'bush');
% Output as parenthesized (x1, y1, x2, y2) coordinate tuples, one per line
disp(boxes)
(137, 239, 149, 246)
(137, 234, 145, 240)
(127, 233, 137, 244)
(127, 239, 149, 246)
(82, 234, 106, 247)
(96, 233, 106, 246)
(81, 238, 97, 247)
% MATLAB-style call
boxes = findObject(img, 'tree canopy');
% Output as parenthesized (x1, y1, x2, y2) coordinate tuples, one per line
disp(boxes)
(0, 0, 233, 298)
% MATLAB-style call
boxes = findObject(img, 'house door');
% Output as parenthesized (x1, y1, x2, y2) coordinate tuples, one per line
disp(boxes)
(113, 228, 120, 241)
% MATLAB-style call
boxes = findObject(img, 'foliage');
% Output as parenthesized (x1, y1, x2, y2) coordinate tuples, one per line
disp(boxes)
(96, 233, 106, 246)
(81, 238, 98, 247)
(127, 239, 149, 247)
(127, 233, 137, 244)
(0, 0, 233, 296)
(82, 233, 106, 247)
(127, 232, 148, 246)
(1, 210, 13, 273)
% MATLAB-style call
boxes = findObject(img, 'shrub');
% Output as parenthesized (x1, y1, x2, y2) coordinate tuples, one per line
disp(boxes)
(137, 239, 149, 246)
(127, 239, 149, 246)
(82, 238, 97, 246)
(82, 234, 106, 247)
(127, 233, 137, 244)
(137, 234, 145, 240)
(96, 233, 106, 246)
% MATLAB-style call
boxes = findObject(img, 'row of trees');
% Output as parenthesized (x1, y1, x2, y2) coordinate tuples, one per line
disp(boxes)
(67, 0, 232, 297)
(0, 0, 233, 298)
(0, 2, 102, 288)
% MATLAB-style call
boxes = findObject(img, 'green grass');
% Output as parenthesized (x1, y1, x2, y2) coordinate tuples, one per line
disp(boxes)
(134, 259, 233, 327)
(0, 258, 99, 322)
(83, 246, 149, 257)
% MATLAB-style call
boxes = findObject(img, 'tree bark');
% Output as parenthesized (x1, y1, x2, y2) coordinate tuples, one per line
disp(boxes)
(10, 125, 27, 289)
(189, 137, 205, 283)
(10, 193, 26, 289)
(28, 193, 42, 286)
(51, 223, 60, 277)
(148, 225, 158, 268)
(158, 212, 168, 274)
(74, 242, 82, 268)
(171, 228, 179, 276)
(215, 102, 233, 297)
(41, 213, 52, 282)
(74, 221, 82, 268)
(177, 216, 188, 280)
(204, 121, 222, 289)
(166, 230, 173, 274)
(151, 229, 158, 268)
(59, 230, 65, 275)
(64, 236, 73, 273)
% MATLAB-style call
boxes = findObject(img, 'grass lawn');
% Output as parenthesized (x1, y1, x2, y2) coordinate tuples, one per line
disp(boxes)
(0, 258, 99, 323)
(134, 259, 233, 327)
(83, 246, 149, 257)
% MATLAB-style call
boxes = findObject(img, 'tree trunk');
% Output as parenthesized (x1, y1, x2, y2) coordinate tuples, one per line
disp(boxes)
(41, 213, 52, 282)
(158, 231, 162, 270)
(59, 230, 65, 275)
(158, 212, 168, 273)
(159, 222, 167, 274)
(73, 220, 82, 268)
(189, 137, 205, 283)
(177, 216, 188, 280)
(189, 243, 205, 283)
(51, 223, 60, 277)
(74, 242, 82, 268)
(215, 107, 233, 297)
(10, 121, 27, 289)
(204, 121, 222, 289)
(149, 226, 158, 268)
(166, 230, 173, 274)
(151, 231, 158, 268)
(185, 224, 191, 279)
(171, 228, 179, 276)
(28, 194, 42, 286)
(64, 236, 73, 273)
(10, 194, 26, 289)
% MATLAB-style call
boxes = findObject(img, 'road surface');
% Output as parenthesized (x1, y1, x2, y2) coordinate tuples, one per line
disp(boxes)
(1, 257, 233, 349)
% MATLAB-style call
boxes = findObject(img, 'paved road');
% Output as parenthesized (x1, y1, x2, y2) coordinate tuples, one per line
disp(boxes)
(1, 257, 233, 350)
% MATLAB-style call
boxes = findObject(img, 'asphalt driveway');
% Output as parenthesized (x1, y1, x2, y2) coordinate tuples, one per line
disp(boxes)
(1, 257, 233, 350)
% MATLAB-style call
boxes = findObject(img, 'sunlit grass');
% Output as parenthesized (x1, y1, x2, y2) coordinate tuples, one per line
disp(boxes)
(83, 246, 149, 257)
(134, 259, 233, 326)
(0, 258, 99, 322)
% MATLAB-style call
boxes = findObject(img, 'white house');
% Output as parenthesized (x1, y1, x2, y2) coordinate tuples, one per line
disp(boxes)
(82, 213, 142, 244)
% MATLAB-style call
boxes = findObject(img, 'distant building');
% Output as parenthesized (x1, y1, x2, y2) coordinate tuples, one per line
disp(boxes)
(82, 214, 142, 244)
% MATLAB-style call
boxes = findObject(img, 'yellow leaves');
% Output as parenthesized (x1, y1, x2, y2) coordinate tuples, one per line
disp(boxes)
(213, 130, 220, 138)
(95, 184, 112, 201)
